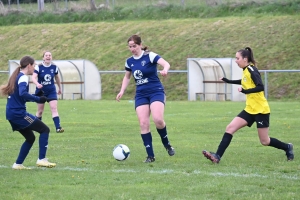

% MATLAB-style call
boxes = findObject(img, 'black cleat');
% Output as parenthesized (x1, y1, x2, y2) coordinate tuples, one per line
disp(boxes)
(286, 143, 294, 161)
(144, 156, 155, 163)
(165, 145, 175, 156)
(56, 127, 64, 133)
(202, 150, 220, 163)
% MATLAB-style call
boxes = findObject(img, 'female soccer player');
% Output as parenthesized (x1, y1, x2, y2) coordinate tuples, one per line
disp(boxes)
(202, 47, 294, 163)
(31, 51, 64, 133)
(0, 56, 56, 169)
(116, 34, 175, 163)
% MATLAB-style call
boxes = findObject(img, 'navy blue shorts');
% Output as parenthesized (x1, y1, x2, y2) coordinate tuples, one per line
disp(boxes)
(9, 113, 38, 131)
(135, 91, 166, 109)
(35, 89, 57, 103)
(237, 110, 270, 128)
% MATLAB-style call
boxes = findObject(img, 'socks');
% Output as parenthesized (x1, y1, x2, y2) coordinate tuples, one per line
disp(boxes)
(141, 132, 154, 157)
(216, 132, 233, 158)
(157, 126, 170, 147)
(269, 137, 289, 151)
(53, 116, 61, 129)
(16, 141, 33, 164)
(39, 133, 49, 159)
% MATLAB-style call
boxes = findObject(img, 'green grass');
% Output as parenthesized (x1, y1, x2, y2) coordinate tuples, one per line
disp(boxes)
(0, 100, 299, 199)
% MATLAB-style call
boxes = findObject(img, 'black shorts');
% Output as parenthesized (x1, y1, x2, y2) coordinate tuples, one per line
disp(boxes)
(237, 110, 270, 128)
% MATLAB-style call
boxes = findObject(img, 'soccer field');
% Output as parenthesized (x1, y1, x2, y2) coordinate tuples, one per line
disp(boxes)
(0, 100, 299, 200)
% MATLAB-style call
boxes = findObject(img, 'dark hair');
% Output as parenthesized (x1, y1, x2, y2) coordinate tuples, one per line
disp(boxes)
(0, 56, 35, 96)
(237, 47, 256, 66)
(127, 34, 148, 51)
(42, 50, 51, 57)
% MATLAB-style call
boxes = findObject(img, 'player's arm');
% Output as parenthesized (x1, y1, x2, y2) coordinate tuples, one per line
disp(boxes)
(240, 68, 264, 94)
(157, 58, 170, 77)
(32, 66, 43, 89)
(116, 71, 131, 101)
(220, 77, 241, 84)
(18, 78, 46, 103)
(54, 74, 62, 95)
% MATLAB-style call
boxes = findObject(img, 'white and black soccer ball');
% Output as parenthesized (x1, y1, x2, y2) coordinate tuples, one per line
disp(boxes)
(113, 144, 130, 161)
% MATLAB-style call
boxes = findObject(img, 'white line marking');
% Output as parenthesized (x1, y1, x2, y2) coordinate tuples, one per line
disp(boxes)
(1, 165, 298, 180)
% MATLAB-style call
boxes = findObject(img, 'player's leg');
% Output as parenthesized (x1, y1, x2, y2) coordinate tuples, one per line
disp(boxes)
(36, 103, 45, 120)
(150, 99, 175, 156)
(49, 99, 64, 133)
(12, 128, 36, 169)
(256, 114, 294, 161)
(203, 110, 249, 163)
(136, 104, 155, 162)
(30, 119, 56, 167)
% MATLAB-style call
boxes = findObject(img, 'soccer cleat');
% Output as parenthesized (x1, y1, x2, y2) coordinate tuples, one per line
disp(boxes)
(202, 150, 221, 163)
(56, 127, 64, 133)
(144, 156, 155, 163)
(286, 143, 294, 161)
(36, 158, 56, 168)
(12, 163, 31, 170)
(165, 145, 175, 156)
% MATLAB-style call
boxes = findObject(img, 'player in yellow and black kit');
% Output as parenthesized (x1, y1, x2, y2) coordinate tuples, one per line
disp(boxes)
(202, 47, 294, 163)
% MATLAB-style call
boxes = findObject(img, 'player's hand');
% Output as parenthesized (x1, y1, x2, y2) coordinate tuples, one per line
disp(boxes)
(39, 96, 47, 103)
(160, 70, 168, 77)
(116, 92, 123, 102)
(36, 89, 44, 97)
(36, 83, 43, 89)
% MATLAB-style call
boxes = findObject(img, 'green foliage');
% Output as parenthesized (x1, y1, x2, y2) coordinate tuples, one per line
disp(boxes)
(0, 0, 299, 25)
(0, 100, 299, 199)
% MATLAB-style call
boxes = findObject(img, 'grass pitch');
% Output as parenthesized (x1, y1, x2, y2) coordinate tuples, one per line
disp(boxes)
(0, 100, 299, 200)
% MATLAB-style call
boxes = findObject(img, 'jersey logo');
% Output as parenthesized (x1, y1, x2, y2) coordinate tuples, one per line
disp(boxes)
(141, 60, 146, 66)
(133, 70, 143, 80)
(133, 70, 149, 85)
(41, 74, 52, 85)
(44, 74, 51, 81)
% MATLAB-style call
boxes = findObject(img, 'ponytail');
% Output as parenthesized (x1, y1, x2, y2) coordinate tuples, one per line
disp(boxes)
(0, 66, 21, 96)
(237, 47, 256, 66)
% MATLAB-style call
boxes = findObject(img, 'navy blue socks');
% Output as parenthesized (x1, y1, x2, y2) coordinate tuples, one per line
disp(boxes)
(16, 141, 33, 164)
(141, 132, 154, 157)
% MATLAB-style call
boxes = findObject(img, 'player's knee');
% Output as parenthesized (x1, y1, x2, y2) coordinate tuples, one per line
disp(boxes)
(26, 134, 36, 144)
(139, 121, 149, 130)
(41, 125, 50, 134)
(260, 139, 269, 146)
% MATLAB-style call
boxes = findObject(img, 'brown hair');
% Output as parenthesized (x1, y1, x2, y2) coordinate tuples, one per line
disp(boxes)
(0, 56, 35, 96)
(237, 47, 256, 66)
(127, 34, 148, 51)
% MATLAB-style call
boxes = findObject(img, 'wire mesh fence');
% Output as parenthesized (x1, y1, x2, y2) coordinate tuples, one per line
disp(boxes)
(0, 0, 288, 14)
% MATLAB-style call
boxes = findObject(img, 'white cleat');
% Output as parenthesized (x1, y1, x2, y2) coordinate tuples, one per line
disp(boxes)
(12, 163, 31, 170)
(36, 158, 56, 168)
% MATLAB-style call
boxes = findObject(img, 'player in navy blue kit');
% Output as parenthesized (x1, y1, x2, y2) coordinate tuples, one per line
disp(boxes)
(0, 56, 56, 169)
(31, 51, 64, 133)
(116, 34, 175, 163)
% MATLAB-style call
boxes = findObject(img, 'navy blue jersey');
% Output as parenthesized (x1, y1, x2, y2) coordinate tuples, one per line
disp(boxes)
(125, 51, 164, 94)
(34, 63, 58, 94)
(6, 72, 39, 120)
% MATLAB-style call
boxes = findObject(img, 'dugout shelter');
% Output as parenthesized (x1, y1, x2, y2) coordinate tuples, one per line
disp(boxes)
(187, 58, 246, 101)
(8, 59, 101, 100)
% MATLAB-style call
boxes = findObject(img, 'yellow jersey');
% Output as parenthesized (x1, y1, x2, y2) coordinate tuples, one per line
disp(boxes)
(242, 65, 270, 114)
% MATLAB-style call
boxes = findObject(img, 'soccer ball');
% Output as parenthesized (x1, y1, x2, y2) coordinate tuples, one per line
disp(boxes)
(113, 144, 130, 161)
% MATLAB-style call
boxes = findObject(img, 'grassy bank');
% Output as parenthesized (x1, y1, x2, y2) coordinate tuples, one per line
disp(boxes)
(0, 1, 299, 100)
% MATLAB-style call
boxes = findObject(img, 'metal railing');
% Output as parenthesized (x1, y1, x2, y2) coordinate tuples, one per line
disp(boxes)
(1, 69, 300, 99)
